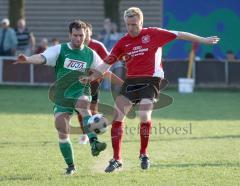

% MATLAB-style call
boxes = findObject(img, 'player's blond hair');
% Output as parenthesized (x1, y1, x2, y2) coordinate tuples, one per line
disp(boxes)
(124, 7, 144, 24)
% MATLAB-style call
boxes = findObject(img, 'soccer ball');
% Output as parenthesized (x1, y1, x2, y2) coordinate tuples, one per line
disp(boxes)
(87, 114, 108, 135)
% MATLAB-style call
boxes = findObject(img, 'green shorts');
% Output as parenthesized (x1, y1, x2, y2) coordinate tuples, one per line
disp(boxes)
(53, 105, 75, 115)
(52, 81, 92, 114)
(53, 95, 92, 114)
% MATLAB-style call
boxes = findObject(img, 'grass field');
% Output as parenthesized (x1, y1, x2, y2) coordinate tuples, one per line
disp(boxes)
(0, 86, 239, 186)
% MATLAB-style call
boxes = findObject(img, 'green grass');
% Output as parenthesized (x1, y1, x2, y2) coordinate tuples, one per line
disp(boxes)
(0, 86, 239, 186)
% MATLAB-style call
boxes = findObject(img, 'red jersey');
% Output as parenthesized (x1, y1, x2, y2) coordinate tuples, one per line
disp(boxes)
(88, 39, 108, 60)
(104, 27, 177, 78)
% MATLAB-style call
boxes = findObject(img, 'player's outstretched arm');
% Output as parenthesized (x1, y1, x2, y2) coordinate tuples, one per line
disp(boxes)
(14, 54, 46, 65)
(177, 32, 220, 45)
(79, 62, 112, 84)
(79, 68, 104, 84)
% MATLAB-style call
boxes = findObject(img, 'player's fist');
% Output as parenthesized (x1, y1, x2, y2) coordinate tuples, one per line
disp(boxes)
(79, 76, 91, 84)
(204, 36, 220, 45)
(14, 54, 28, 64)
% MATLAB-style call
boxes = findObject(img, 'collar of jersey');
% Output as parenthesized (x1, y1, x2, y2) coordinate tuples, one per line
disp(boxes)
(67, 42, 84, 51)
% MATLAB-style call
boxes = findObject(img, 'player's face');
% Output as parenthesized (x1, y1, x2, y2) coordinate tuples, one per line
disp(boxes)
(125, 16, 143, 37)
(69, 28, 86, 49)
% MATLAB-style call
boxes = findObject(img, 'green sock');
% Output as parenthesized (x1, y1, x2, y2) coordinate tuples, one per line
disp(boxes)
(59, 139, 74, 166)
(83, 115, 97, 142)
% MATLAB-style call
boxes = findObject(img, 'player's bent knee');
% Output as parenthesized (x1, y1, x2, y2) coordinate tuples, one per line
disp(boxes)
(139, 99, 154, 110)
(113, 106, 126, 121)
(75, 96, 91, 114)
(138, 110, 152, 122)
(54, 113, 70, 136)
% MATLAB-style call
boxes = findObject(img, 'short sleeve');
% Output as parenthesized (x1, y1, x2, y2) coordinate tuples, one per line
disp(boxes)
(96, 43, 109, 60)
(154, 28, 178, 46)
(104, 40, 123, 65)
(91, 50, 110, 73)
(41, 44, 61, 67)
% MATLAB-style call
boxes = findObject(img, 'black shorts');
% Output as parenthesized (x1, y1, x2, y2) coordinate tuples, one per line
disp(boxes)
(119, 77, 162, 104)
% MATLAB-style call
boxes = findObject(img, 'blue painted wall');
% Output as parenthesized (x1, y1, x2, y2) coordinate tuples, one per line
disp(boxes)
(163, 0, 240, 59)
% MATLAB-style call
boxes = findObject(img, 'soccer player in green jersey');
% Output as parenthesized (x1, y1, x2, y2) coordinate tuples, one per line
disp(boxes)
(15, 20, 109, 175)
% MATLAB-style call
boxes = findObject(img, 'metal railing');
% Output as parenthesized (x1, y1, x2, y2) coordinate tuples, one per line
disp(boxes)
(0, 56, 53, 86)
(1, 56, 240, 87)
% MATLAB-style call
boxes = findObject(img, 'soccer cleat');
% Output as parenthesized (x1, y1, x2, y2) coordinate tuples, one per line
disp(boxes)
(91, 140, 107, 156)
(65, 165, 76, 175)
(78, 134, 89, 145)
(139, 154, 150, 170)
(105, 159, 122, 173)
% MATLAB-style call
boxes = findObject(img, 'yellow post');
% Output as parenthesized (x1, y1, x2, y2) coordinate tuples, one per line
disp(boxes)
(187, 43, 198, 78)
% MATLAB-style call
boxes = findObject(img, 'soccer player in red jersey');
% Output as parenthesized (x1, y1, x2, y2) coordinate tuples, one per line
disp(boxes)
(103, 7, 220, 172)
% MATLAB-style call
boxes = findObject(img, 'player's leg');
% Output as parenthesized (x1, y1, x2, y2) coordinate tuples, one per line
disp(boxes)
(90, 99, 98, 115)
(90, 80, 101, 115)
(75, 95, 106, 156)
(54, 107, 76, 175)
(136, 77, 161, 169)
(105, 95, 133, 173)
(78, 80, 101, 144)
(112, 95, 133, 160)
(76, 110, 84, 132)
(138, 98, 153, 170)
(76, 109, 89, 145)
(77, 98, 99, 145)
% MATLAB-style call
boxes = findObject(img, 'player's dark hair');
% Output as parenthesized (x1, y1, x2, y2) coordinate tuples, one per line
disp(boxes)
(69, 20, 87, 33)
(85, 21, 93, 32)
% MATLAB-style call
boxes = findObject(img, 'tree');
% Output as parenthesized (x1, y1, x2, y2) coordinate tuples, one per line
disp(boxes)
(9, 0, 25, 27)
(103, 0, 121, 30)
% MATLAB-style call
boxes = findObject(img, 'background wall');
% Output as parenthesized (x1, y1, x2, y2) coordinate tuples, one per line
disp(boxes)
(0, 0, 163, 44)
(163, 0, 240, 59)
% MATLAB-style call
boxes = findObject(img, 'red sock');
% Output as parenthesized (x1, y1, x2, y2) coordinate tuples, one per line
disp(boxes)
(140, 121, 152, 155)
(111, 120, 124, 160)
(77, 114, 85, 134)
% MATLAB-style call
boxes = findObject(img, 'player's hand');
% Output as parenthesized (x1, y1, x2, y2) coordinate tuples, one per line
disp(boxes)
(14, 54, 28, 64)
(79, 76, 92, 84)
(203, 36, 220, 45)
